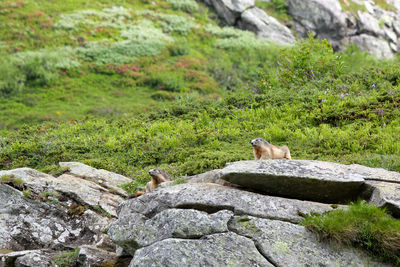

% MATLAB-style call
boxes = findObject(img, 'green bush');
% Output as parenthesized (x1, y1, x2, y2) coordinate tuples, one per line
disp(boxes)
(0, 56, 24, 96)
(302, 201, 400, 265)
(166, 0, 198, 13)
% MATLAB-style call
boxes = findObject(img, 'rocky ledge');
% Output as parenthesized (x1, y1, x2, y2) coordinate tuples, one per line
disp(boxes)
(1, 160, 399, 266)
(202, 0, 400, 58)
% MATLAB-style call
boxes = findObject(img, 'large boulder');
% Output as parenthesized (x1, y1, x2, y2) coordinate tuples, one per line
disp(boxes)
(349, 34, 394, 58)
(218, 160, 366, 203)
(238, 7, 295, 45)
(59, 162, 131, 197)
(286, 0, 347, 46)
(206, 0, 254, 25)
(229, 215, 390, 266)
(363, 181, 400, 218)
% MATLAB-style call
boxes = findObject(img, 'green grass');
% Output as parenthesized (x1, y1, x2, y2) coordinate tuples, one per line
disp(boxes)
(51, 248, 80, 267)
(338, 0, 366, 13)
(302, 201, 400, 265)
(255, 0, 291, 23)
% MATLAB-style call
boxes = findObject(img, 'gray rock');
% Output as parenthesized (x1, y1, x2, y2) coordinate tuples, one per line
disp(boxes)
(218, 160, 365, 203)
(0, 250, 42, 267)
(357, 11, 383, 37)
(186, 169, 221, 183)
(208, 0, 254, 25)
(350, 34, 393, 58)
(129, 232, 273, 267)
(0, 168, 124, 217)
(14, 251, 55, 267)
(229, 215, 390, 267)
(238, 7, 295, 45)
(77, 245, 117, 267)
(286, 0, 347, 45)
(116, 183, 339, 224)
(0, 184, 111, 251)
(56, 174, 123, 217)
(364, 181, 400, 218)
(348, 163, 400, 183)
(108, 208, 233, 255)
(59, 162, 131, 197)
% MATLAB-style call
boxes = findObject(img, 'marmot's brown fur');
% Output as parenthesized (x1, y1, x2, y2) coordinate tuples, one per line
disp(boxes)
(129, 168, 170, 198)
(250, 138, 291, 160)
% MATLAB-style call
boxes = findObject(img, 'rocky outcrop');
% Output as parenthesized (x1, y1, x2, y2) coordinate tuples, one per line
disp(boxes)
(0, 164, 132, 266)
(202, 0, 400, 57)
(2, 160, 399, 266)
(202, 0, 295, 45)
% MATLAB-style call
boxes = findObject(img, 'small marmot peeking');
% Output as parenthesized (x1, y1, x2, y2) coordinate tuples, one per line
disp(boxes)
(250, 138, 291, 160)
(129, 168, 170, 198)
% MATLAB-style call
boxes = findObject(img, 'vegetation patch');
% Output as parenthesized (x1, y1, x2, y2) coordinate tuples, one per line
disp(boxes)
(302, 201, 400, 266)
(51, 248, 80, 267)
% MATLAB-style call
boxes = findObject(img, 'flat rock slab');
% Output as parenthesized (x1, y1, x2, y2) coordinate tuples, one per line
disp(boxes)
(108, 209, 233, 255)
(129, 232, 273, 267)
(59, 162, 131, 197)
(364, 181, 400, 218)
(219, 160, 370, 203)
(117, 183, 340, 224)
(229, 215, 390, 267)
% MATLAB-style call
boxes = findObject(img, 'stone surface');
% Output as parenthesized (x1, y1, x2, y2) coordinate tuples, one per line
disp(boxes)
(0, 250, 42, 267)
(129, 232, 273, 267)
(350, 34, 394, 58)
(108, 208, 233, 255)
(14, 250, 55, 267)
(238, 7, 295, 45)
(363, 181, 400, 218)
(349, 164, 400, 183)
(77, 245, 118, 267)
(229, 215, 390, 267)
(116, 183, 339, 224)
(56, 174, 123, 217)
(218, 160, 366, 203)
(286, 0, 347, 45)
(0, 184, 111, 251)
(208, 0, 254, 25)
(59, 162, 131, 197)
(357, 11, 383, 36)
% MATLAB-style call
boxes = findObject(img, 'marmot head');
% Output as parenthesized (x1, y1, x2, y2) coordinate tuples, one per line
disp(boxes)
(250, 138, 269, 147)
(148, 168, 169, 181)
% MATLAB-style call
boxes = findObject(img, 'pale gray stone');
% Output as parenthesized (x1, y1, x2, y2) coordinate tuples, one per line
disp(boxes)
(108, 208, 233, 255)
(229, 215, 390, 267)
(219, 160, 366, 203)
(364, 181, 400, 218)
(116, 183, 339, 224)
(357, 11, 383, 36)
(208, 0, 254, 25)
(77, 245, 117, 267)
(238, 7, 295, 45)
(129, 232, 273, 267)
(59, 162, 131, 197)
(14, 251, 54, 267)
(350, 34, 393, 58)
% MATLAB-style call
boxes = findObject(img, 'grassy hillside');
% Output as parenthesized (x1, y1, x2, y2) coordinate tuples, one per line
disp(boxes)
(1, 0, 400, 192)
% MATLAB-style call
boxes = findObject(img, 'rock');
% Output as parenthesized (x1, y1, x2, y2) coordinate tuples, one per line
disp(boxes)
(350, 34, 393, 58)
(129, 232, 273, 267)
(0, 183, 112, 252)
(115, 183, 339, 225)
(77, 245, 118, 267)
(218, 160, 365, 203)
(108, 208, 233, 255)
(357, 11, 383, 37)
(229, 215, 390, 267)
(238, 7, 295, 45)
(186, 169, 222, 183)
(286, 0, 347, 46)
(0, 250, 42, 267)
(59, 162, 131, 197)
(55, 174, 123, 217)
(384, 28, 398, 43)
(348, 164, 400, 183)
(363, 181, 400, 218)
(207, 0, 254, 25)
(14, 250, 55, 267)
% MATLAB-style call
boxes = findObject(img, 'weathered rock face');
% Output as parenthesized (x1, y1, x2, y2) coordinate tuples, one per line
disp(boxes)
(108, 181, 391, 266)
(219, 160, 365, 203)
(201, 0, 400, 57)
(238, 7, 296, 45)
(229, 215, 390, 267)
(0, 164, 131, 266)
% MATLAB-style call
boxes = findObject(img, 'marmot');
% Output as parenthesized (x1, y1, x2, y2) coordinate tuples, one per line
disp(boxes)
(129, 168, 170, 198)
(250, 138, 291, 160)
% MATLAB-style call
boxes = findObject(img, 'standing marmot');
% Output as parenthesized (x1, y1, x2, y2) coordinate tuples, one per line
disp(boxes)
(250, 138, 291, 160)
(129, 168, 170, 198)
